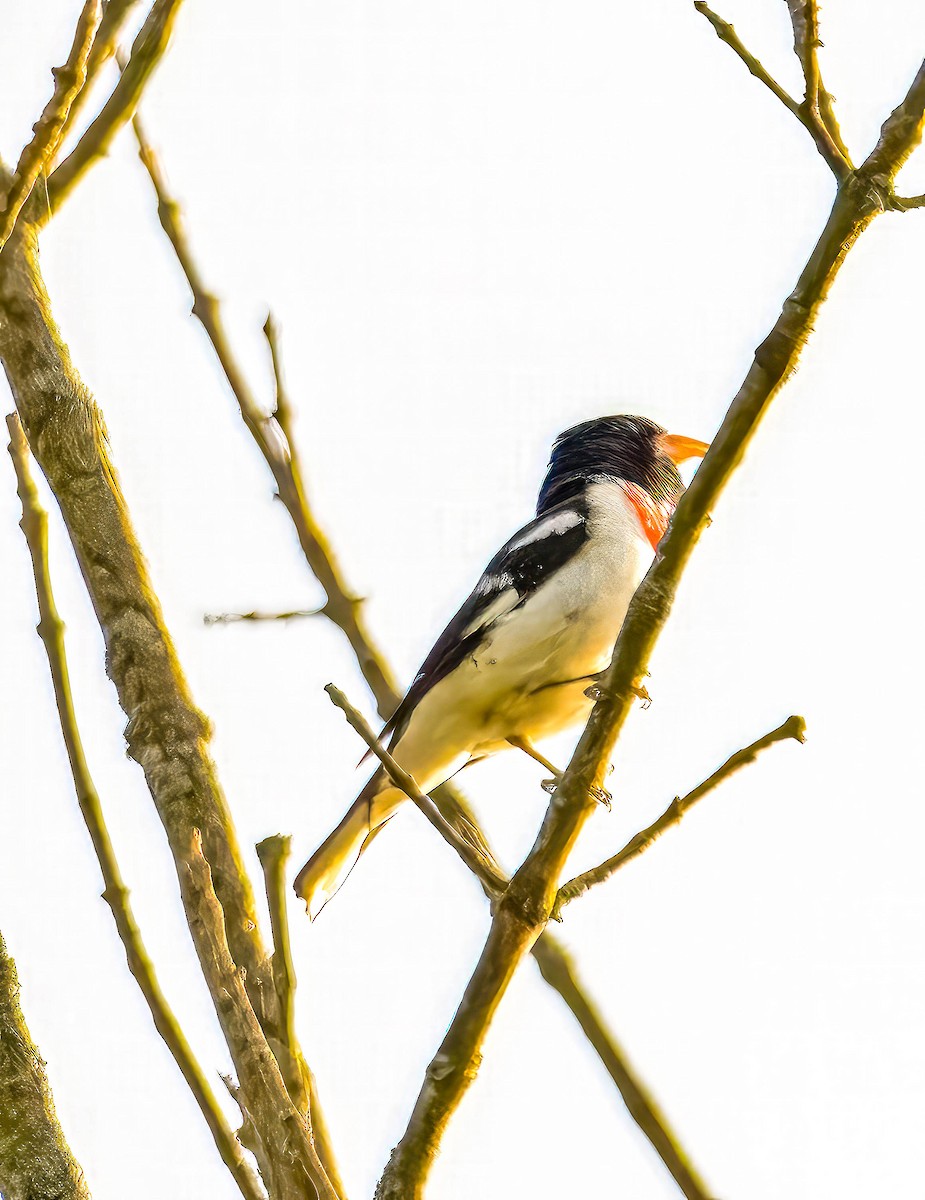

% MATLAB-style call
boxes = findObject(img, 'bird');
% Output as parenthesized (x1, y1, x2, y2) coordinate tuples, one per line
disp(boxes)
(294, 414, 708, 918)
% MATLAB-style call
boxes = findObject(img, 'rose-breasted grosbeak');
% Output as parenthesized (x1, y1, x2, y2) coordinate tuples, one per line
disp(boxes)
(295, 414, 708, 917)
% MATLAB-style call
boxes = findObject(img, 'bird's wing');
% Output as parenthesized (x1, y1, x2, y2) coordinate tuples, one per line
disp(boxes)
(381, 500, 588, 748)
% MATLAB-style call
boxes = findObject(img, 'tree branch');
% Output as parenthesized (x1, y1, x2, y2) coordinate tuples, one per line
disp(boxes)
(61, 0, 146, 140)
(0, 0, 101, 250)
(327, 684, 724, 1197)
(129, 105, 712, 1198)
(530, 938, 713, 1200)
(0, 930, 91, 1200)
(693, 3, 802, 120)
(694, 2, 852, 177)
(375, 57, 925, 1199)
(45, 0, 186, 212)
(184, 832, 338, 1200)
(0, 208, 332, 1168)
(256, 836, 346, 1199)
(891, 192, 925, 209)
(129, 114, 399, 710)
(323, 685, 509, 897)
(6, 412, 265, 1200)
(783, 0, 854, 175)
(204, 608, 325, 625)
(554, 716, 806, 916)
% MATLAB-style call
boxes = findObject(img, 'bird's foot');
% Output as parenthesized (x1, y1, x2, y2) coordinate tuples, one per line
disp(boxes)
(590, 784, 612, 811)
(542, 777, 611, 810)
(631, 682, 652, 709)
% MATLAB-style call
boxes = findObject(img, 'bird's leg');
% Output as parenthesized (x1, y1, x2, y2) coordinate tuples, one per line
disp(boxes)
(507, 736, 611, 811)
(507, 735, 562, 778)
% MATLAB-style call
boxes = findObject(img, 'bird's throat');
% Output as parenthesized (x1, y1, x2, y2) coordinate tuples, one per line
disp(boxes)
(618, 481, 673, 552)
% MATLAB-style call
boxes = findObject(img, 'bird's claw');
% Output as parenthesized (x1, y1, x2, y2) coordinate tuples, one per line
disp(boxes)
(541, 777, 558, 795)
(631, 682, 652, 709)
(584, 682, 607, 702)
(590, 785, 612, 811)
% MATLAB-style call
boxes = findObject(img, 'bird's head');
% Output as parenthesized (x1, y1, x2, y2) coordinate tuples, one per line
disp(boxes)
(536, 414, 709, 515)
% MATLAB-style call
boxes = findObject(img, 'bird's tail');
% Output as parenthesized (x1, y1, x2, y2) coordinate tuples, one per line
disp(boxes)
(294, 776, 403, 920)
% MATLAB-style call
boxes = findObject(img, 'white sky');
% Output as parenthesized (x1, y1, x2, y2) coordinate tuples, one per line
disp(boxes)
(3, 2, 925, 1197)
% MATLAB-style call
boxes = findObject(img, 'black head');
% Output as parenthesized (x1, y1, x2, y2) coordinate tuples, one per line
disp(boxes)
(537, 414, 689, 515)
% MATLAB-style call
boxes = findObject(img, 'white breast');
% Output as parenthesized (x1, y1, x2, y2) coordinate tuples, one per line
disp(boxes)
(392, 481, 655, 782)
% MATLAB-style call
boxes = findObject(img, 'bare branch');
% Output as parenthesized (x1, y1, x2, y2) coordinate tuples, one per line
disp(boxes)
(783, 0, 853, 174)
(256, 836, 346, 1199)
(0, 207, 297, 1127)
(0, 930, 91, 1200)
(6, 413, 264, 1200)
(324, 685, 509, 897)
(863, 60, 925, 180)
(694, 2, 852, 178)
(531, 939, 713, 1200)
(129, 104, 711, 1195)
(554, 716, 806, 916)
(375, 57, 925, 1199)
(128, 115, 399, 711)
(263, 314, 295, 438)
(61, 0, 145, 138)
(204, 608, 324, 625)
(0, 0, 101, 249)
(694, 3, 802, 119)
(46, 0, 186, 212)
(891, 192, 925, 210)
(184, 832, 338, 1200)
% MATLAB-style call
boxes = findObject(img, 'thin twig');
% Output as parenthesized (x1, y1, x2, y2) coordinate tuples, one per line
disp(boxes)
(0, 0, 101, 249)
(129, 114, 399, 710)
(46, 0, 186, 212)
(204, 608, 324, 625)
(891, 192, 925, 210)
(263, 313, 295, 434)
(60, 0, 145, 141)
(324, 685, 509, 897)
(531, 938, 713, 1200)
(694, 2, 852, 178)
(256, 836, 346, 1199)
(0, 931, 90, 1200)
(554, 716, 806, 916)
(693, 3, 801, 118)
(375, 56, 925, 1200)
(6, 413, 265, 1200)
(783, 0, 854, 175)
(184, 831, 338, 1200)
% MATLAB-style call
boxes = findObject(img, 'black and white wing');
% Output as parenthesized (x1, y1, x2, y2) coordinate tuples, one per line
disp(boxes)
(381, 500, 588, 748)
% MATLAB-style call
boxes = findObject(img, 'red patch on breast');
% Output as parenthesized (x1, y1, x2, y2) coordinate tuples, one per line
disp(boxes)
(619, 482, 673, 552)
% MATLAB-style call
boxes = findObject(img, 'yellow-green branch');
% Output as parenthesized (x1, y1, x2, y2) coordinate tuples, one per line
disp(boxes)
(6, 413, 265, 1200)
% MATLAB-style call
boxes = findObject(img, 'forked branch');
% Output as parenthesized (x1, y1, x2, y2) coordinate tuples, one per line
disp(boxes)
(46, 0, 186, 211)
(0, 201, 342, 1196)
(6, 413, 264, 1200)
(128, 110, 714, 1198)
(0, 0, 101, 249)
(184, 832, 338, 1200)
(256, 836, 345, 1197)
(324, 685, 508, 897)
(694, 1, 851, 176)
(375, 53, 925, 1200)
(554, 716, 806, 916)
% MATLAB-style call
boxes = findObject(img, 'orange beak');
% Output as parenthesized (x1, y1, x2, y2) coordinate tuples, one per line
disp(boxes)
(659, 432, 710, 464)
